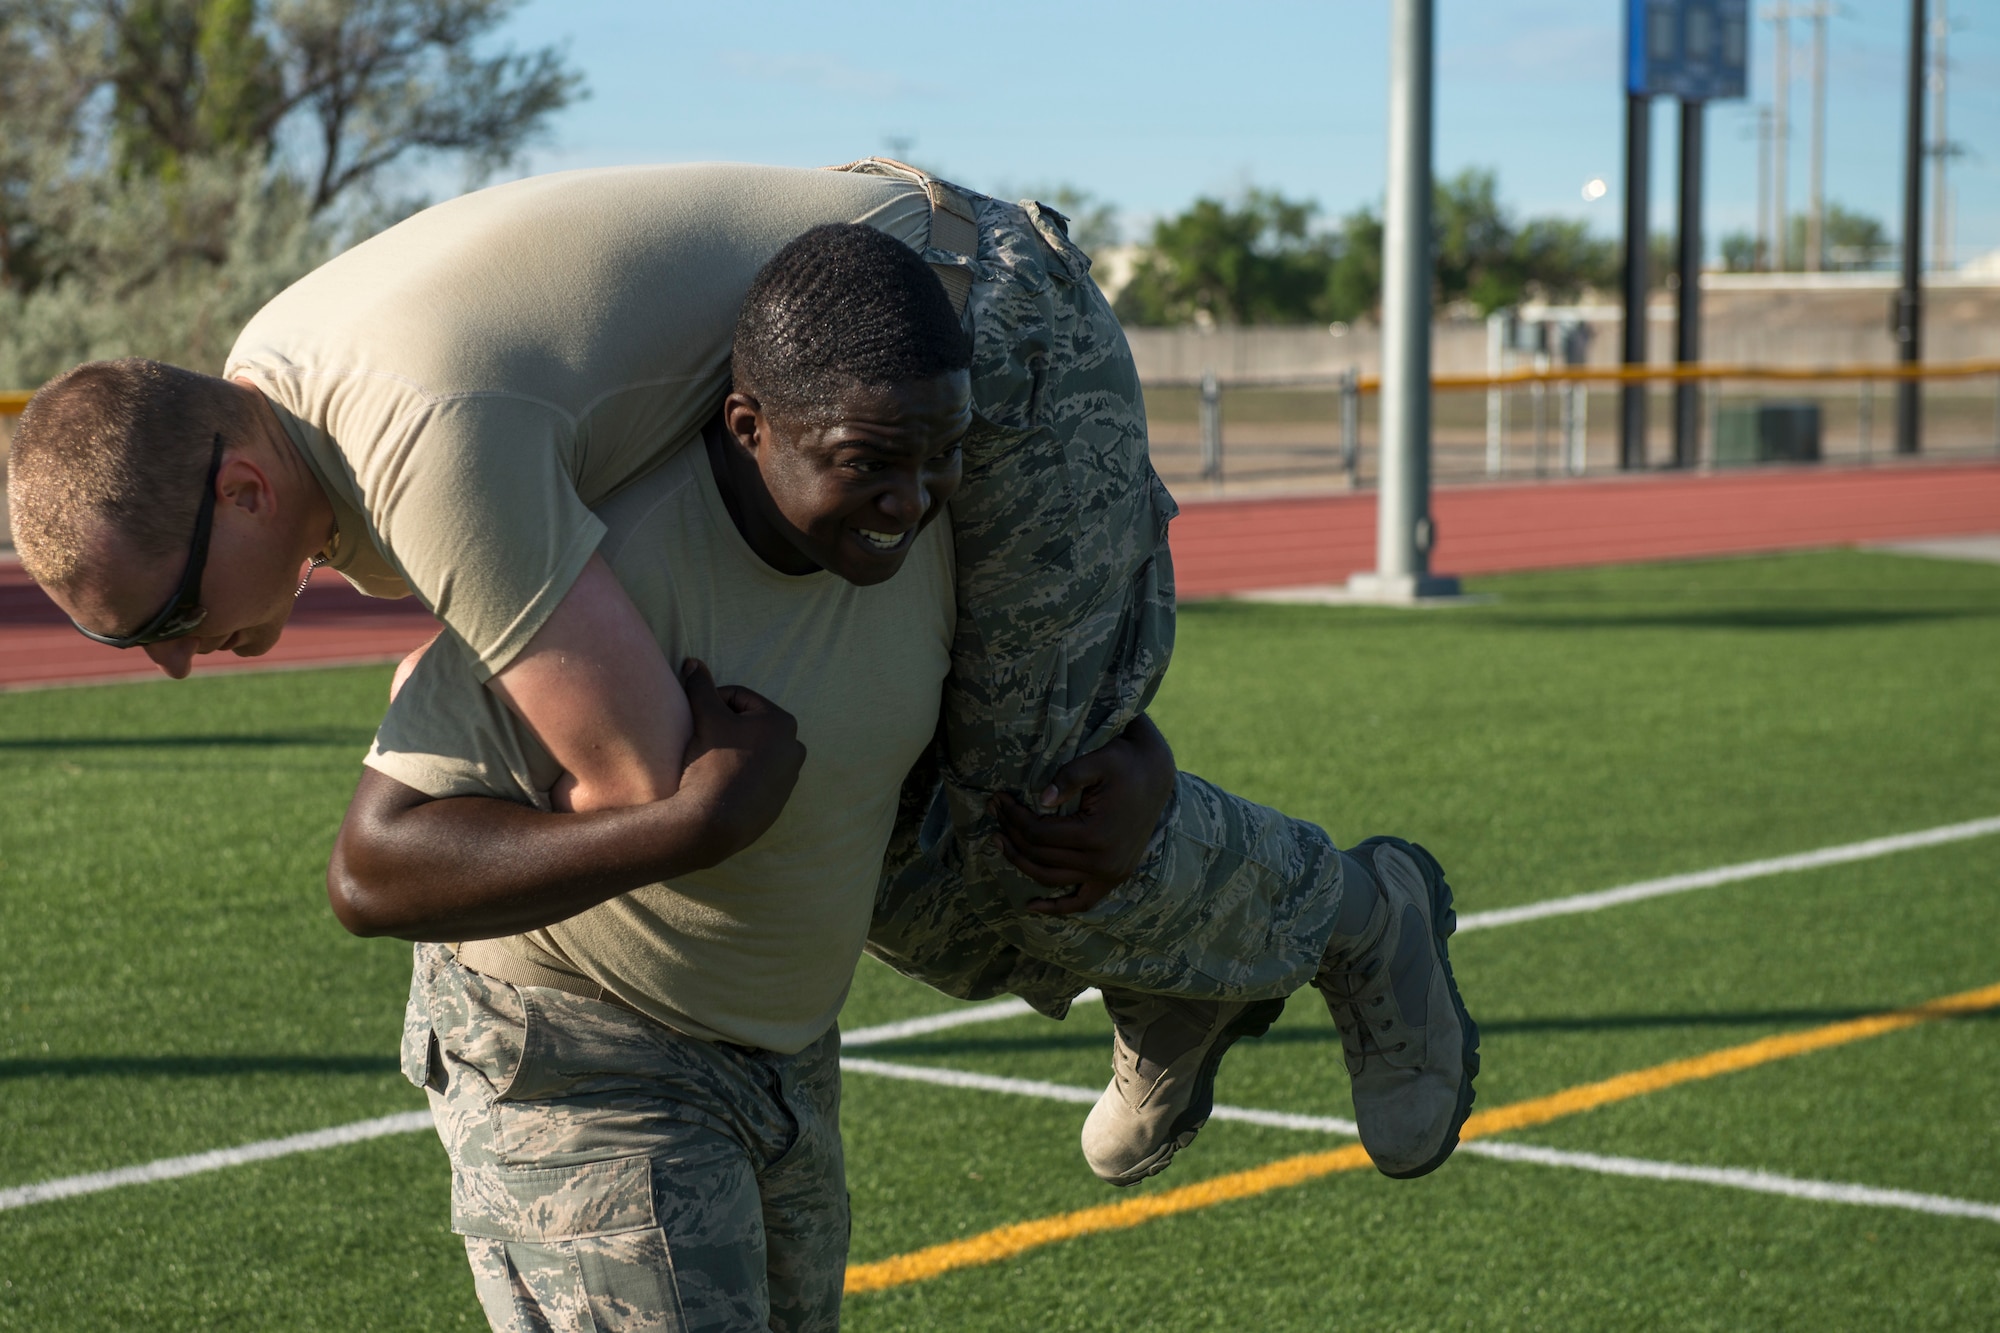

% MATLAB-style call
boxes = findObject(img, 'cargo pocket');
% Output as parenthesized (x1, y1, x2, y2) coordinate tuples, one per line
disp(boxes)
(455, 1154, 687, 1332)
(401, 945, 446, 1092)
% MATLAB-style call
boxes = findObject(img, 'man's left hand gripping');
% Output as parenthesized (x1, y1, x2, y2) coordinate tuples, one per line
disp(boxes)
(991, 715, 1177, 917)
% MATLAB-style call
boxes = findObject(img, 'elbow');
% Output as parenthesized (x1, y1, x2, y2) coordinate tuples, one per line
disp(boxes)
(326, 828, 411, 939)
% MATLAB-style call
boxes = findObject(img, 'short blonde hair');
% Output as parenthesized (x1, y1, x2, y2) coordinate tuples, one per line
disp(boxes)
(7, 359, 247, 592)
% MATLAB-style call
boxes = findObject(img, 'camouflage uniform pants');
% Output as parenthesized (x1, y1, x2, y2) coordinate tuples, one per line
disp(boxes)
(850, 165, 1349, 1014)
(404, 943, 847, 1333)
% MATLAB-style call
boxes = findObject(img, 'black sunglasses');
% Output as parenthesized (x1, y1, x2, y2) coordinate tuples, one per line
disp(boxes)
(72, 434, 225, 649)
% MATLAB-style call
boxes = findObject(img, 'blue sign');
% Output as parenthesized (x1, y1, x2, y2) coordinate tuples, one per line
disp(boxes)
(1628, 0, 1749, 101)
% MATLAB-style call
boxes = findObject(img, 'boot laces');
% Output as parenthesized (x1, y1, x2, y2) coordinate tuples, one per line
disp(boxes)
(1319, 961, 1410, 1060)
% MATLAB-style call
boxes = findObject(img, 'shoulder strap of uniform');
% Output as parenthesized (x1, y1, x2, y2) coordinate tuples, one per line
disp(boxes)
(825, 157, 977, 318)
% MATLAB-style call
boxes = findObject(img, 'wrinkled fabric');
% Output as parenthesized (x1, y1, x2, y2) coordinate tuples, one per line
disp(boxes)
(859, 178, 1348, 1010)
(408, 944, 846, 1333)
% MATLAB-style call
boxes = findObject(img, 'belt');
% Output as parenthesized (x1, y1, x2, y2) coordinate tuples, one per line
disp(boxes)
(450, 939, 642, 1014)
(825, 156, 979, 317)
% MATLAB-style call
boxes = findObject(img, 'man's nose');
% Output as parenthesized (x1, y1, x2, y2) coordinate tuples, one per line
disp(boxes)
(143, 638, 198, 680)
(877, 479, 930, 526)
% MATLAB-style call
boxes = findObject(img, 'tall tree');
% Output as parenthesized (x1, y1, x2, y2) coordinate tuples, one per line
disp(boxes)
(0, 0, 581, 382)
(1433, 169, 1616, 313)
(1112, 171, 1616, 327)
(1790, 204, 1890, 271)
(1113, 190, 1342, 326)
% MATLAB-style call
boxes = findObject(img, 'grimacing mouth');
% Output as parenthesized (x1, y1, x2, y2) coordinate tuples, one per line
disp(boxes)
(854, 526, 913, 552)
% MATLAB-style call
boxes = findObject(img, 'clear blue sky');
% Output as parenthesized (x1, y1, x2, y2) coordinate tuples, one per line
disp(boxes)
(499, 0, 1999, 265)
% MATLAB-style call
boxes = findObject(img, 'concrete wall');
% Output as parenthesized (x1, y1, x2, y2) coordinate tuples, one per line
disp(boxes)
(1124, 274, 2000, 383)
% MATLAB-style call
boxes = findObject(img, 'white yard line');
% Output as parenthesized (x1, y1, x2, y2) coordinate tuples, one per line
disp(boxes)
(1456, 815, 2000, 931)
(841, 1058, 2000, 1225)
(1459, 1140, 2000, 1224)
(12, 1053, 1996, 1228)
(10, 814, 1997, 1214)
(841, 1056, 1361, 1136)
(845, 814, 2000, 1045)
(840, 1056, 1102, 1106)
(0, 1111, 432, 1212)
(841, 990, 1099, 1048)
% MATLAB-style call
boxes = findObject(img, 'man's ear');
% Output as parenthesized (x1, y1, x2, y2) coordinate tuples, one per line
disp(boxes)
(216, 453, 276, 518)
(722, 391, 766, 455)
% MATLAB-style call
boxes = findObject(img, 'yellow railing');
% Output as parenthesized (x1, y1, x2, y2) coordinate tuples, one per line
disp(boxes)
(1420, 359, 2000, 393)
(4, 360, 1999, 412)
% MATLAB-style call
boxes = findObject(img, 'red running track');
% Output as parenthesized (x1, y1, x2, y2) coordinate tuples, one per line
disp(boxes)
(0, 564, 437, 690)
(1169, 457, 2000, 599)
(5, 458, 1997, 688)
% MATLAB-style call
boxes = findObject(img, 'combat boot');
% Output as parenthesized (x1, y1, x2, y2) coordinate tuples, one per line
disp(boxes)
(1081, 989, 1287, 1186)
(1314, 837, 1480, 1178)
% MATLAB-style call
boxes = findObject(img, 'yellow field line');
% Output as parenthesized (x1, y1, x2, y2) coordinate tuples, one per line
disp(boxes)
(846, 980, 2000, 1295)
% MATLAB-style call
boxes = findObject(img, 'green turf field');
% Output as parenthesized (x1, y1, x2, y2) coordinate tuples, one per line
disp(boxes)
(4, 548, 1999, 1330)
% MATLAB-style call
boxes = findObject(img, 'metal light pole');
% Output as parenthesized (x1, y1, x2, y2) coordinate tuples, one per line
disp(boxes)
(1349, 0, 1458, 602)
(1674, 99, 1705, 468)
(1896, 0, 1926, 453)
(1620, 91, 1650, 469)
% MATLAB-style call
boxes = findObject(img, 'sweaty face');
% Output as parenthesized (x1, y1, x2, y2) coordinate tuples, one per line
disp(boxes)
(733, 371, 970, 586)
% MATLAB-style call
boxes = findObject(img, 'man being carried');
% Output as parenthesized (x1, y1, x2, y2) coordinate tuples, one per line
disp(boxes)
(6, 162, 1476, 1202)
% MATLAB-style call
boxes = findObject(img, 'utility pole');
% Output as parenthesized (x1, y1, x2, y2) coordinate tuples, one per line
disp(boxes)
(1769, 5, 1790, 268)
(1896, 0, 1926, 454)
(1754, 104, 1773, 269)
(1805, 4, 1828, 271)
(1347, 0, 1457, 601)
(1763, 3, 1831, 271)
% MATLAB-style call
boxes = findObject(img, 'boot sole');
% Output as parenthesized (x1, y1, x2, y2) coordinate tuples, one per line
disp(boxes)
(1365, 838, 1481, 1181)
(1100, 994, 1290, 1188)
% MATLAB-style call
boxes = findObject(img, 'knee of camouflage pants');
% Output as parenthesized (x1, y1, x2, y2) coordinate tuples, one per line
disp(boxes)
(864, 746, 1092, 1020)
(404, 944, 848, 1333)
(991, 771, 1347, 999)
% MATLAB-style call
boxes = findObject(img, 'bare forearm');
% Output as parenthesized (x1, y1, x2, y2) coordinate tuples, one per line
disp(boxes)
(328, 773, 732, 941)
(334, 664, 805, 942)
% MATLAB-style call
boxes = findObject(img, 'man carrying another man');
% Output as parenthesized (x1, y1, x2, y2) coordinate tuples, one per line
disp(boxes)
(7, 161, 1479, 1326)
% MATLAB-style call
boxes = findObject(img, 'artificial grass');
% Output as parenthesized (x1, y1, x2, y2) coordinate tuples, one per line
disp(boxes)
(0, 668, 424, 1186)
(3, 549, 1998, 1330)
(1154, 548, 2000, 910)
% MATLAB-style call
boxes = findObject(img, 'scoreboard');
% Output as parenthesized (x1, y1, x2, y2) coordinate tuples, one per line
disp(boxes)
(1628, 0, 1750, 101)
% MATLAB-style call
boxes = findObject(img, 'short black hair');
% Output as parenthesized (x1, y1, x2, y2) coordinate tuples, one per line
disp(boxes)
(9, 359, 250, 592)
(732, 223, 971, 422)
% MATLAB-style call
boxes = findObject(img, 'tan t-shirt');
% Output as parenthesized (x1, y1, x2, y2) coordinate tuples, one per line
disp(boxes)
(366, 441, 954, 1054)
(226, 163, 932, 678)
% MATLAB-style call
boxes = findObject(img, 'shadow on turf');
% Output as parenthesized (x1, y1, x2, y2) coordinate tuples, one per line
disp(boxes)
(1181, 596, 1999, 634)
(0, 730, 374, 751)
(0, 1054, 399, 1080)
(871, 1003, 1999, 1057)
(1485, 606, 1994, 632)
